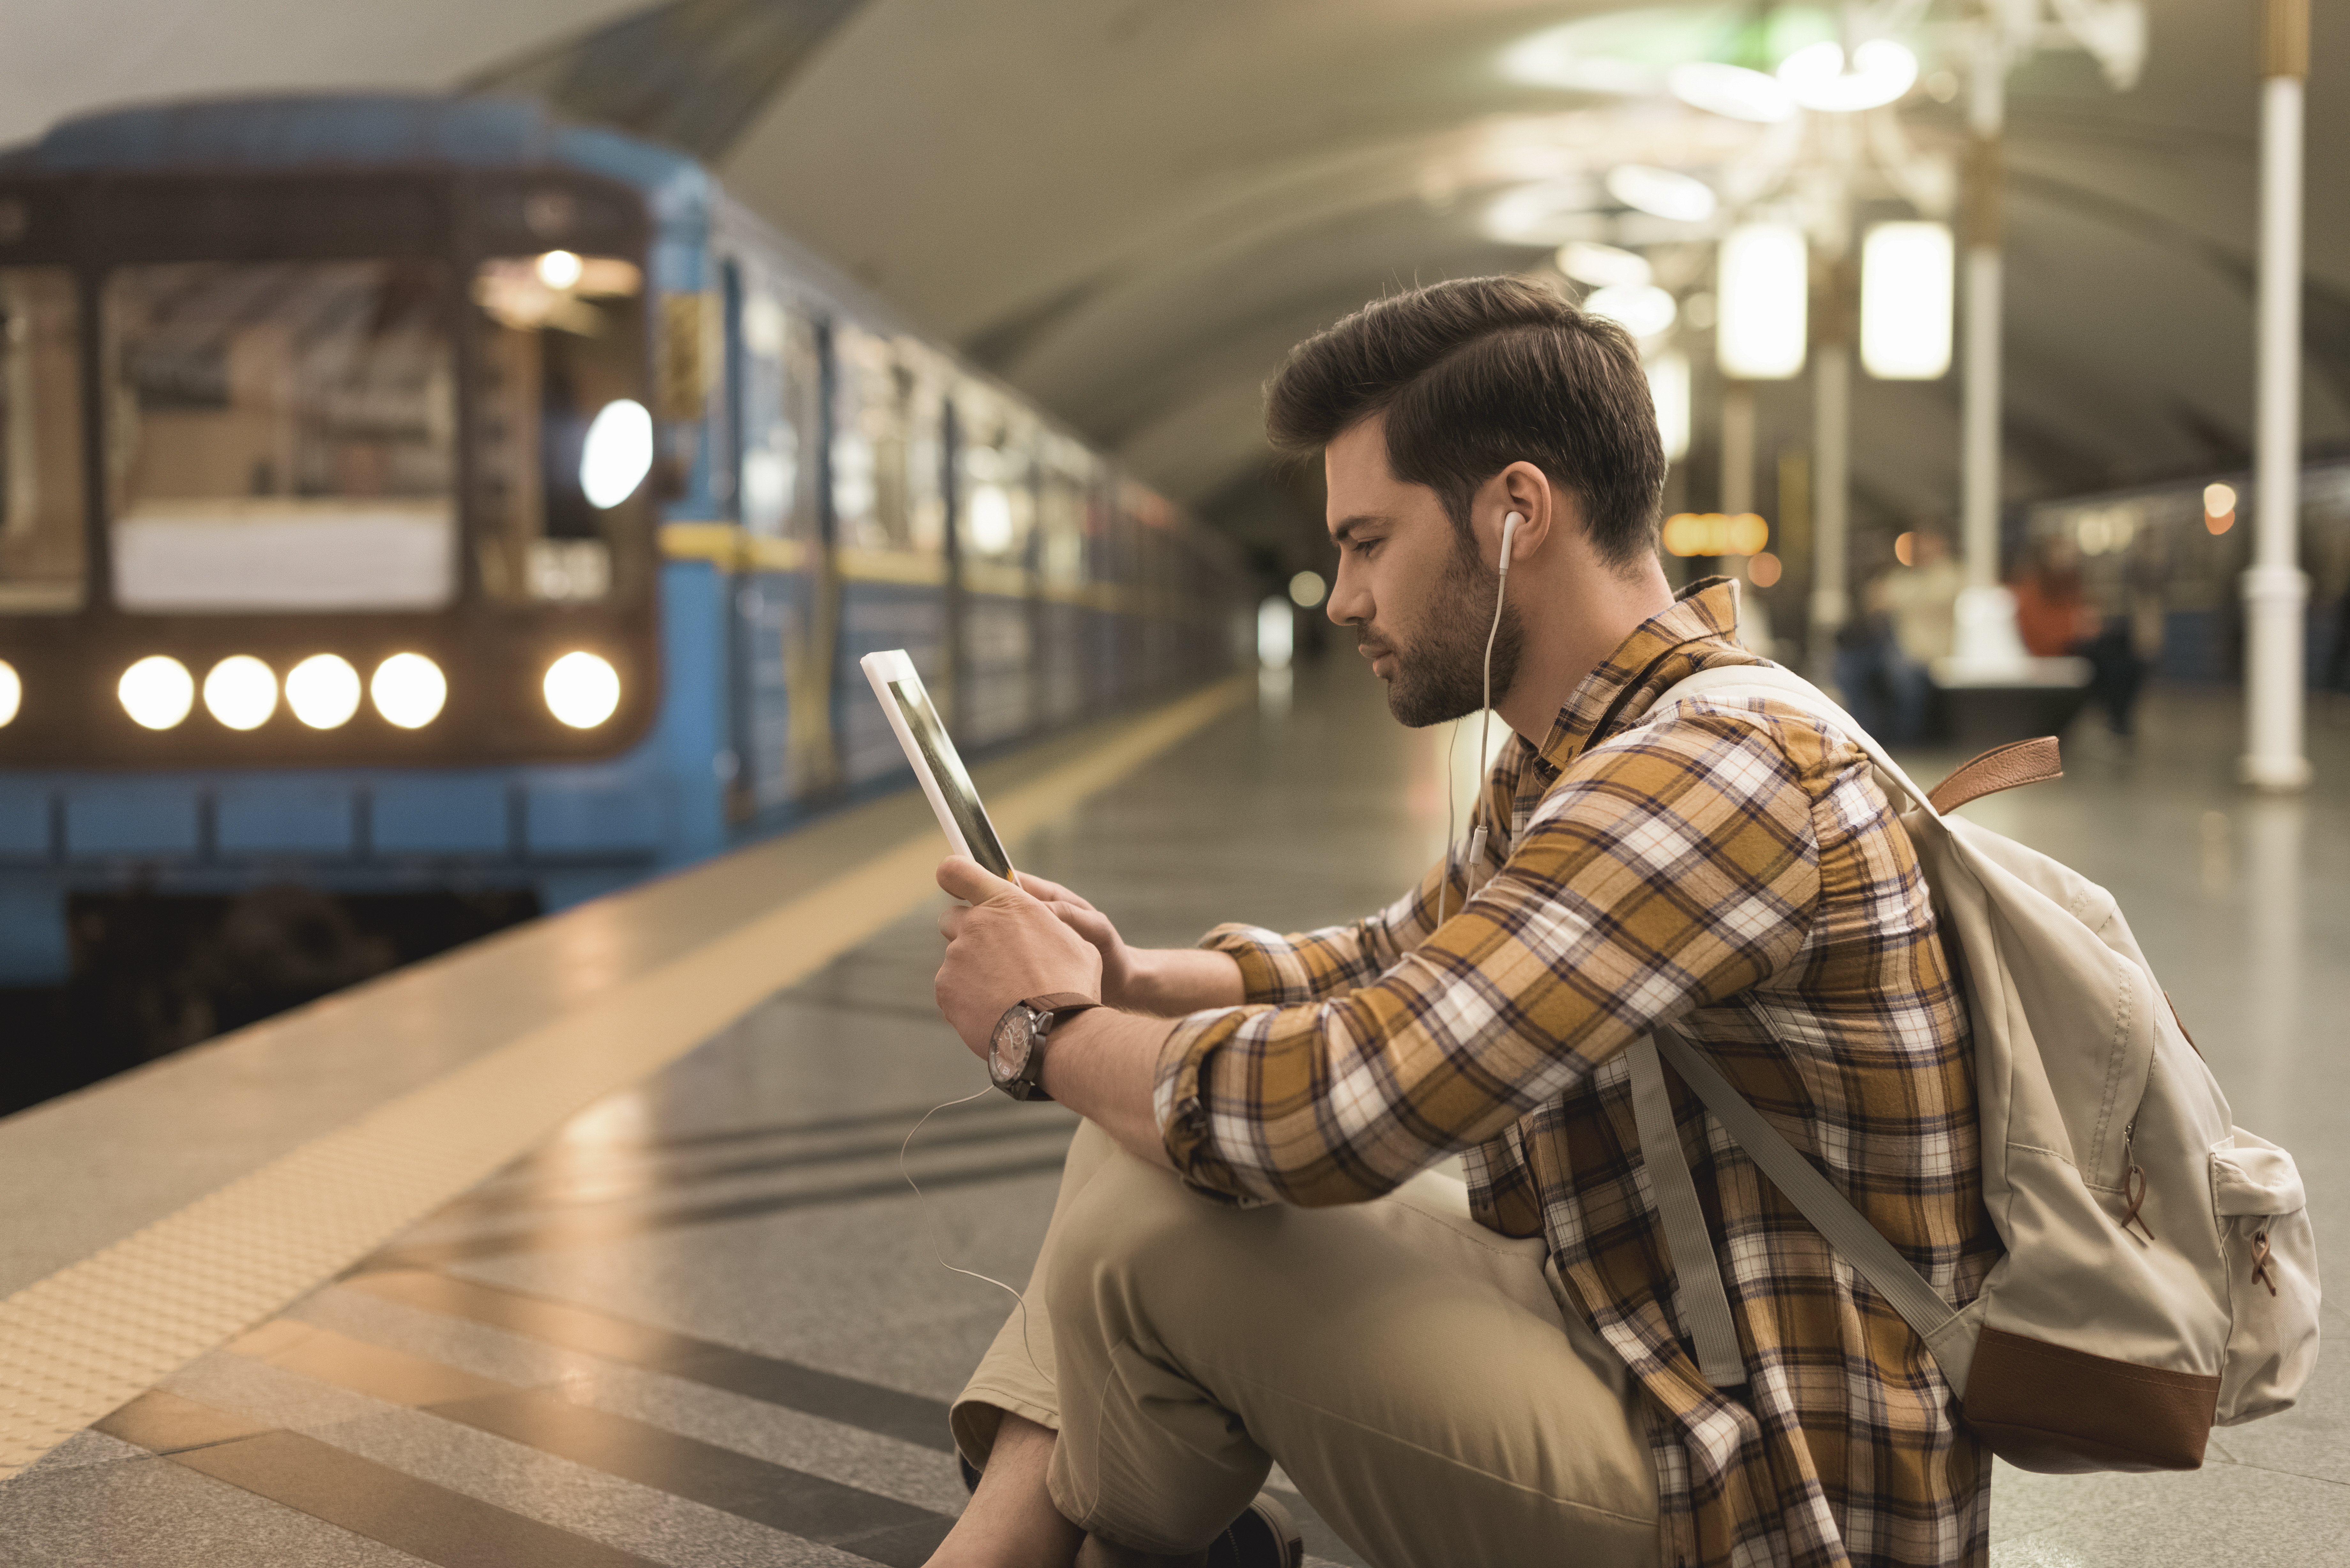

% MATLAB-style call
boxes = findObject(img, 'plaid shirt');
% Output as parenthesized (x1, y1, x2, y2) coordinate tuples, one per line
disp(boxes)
(1155, 582, 1997, 1568)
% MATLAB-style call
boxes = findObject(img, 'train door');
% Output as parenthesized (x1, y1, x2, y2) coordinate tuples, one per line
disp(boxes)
(1035, 432, 1092, 726)
(952, 379, 1041, 747)
(721, 259, 832, 821)
(831, 326, 951, 786)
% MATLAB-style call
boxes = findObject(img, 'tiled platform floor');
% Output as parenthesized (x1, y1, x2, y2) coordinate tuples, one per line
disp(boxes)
(4, 663, 2343, 1566)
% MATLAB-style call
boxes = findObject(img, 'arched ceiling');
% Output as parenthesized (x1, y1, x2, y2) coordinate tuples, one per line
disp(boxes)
(5, 0, 2343, 563)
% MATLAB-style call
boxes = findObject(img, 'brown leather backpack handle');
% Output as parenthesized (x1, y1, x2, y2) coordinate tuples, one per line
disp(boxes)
(1927, 736, 2063, 814)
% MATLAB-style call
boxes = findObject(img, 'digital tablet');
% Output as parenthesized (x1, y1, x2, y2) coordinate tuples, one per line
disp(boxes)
(860, 649, 1017, 882)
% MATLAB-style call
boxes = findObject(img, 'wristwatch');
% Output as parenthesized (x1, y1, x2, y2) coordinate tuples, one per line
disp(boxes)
(988, 992, 1099, 1102)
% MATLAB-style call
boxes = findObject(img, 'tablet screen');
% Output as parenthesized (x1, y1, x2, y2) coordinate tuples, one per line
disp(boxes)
(885, 669, 1015, 880)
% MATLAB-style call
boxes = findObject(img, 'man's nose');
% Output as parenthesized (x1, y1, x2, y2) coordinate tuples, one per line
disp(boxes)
(1326, 559, 1369, 626)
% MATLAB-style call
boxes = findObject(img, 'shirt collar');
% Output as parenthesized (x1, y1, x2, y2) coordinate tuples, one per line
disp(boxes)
(1532, 577, 1747, 775)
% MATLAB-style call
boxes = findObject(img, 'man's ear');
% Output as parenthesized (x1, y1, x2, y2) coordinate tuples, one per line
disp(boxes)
(1486, 461, 1557, 569)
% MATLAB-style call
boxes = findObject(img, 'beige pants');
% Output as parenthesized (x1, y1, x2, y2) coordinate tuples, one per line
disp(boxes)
(950, 1122, 1659, 1566)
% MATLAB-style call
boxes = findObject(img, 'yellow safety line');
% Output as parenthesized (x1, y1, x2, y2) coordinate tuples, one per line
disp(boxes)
(0, 674, 1252, 1479)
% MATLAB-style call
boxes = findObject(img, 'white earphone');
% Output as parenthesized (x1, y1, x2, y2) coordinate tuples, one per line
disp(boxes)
(1440, 511, 1524, 927)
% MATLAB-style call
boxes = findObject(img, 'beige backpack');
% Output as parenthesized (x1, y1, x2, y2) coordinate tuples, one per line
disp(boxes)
(1627, 665, 2321, 1473)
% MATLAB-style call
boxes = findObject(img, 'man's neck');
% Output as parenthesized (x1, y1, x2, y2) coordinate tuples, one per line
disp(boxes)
(1493, 554, 1677, 747)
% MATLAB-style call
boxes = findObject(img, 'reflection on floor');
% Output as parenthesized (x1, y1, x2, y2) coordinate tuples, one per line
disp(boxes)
(4, 665, 2343, 1567)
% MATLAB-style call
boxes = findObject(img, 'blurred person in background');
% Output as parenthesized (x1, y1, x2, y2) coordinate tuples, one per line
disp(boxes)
(1832, 532, 1935, 744)
(2014, 533, 2146, 736)
(1832, 573, 1907, 740)
(1881, 528, 1960, 739)
(2012, 534, 2099, 658)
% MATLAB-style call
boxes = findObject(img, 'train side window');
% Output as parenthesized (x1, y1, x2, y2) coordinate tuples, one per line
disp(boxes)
(0, 268, 83, 613)
(735, 280, 822, 542)
(471, 253, 650, 604)
(955, 379, 1037, 573)
(1037, 430, 1092, 590)
(102, 260, 455, 613)
(831, 325, 946, 560)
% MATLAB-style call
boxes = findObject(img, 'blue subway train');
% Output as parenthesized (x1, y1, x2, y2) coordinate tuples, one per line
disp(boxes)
(0, 95, 1247, 1024)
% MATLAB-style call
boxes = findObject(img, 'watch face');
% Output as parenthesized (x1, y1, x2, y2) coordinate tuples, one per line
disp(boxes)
(989, 1007, 1034, 1082)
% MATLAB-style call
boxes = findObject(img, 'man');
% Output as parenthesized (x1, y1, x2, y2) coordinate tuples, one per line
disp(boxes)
(924, 278, 1994, 1568)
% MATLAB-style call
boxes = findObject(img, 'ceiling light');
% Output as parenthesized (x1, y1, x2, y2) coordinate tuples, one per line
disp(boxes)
(1668, 62, 1793, 123)
(372, 653, 447, 730)
(1287, 571, 1326, 609)
(119, 656, 194, 730)
(1717, 222, 1808, 380)
(536, 249, 584, 289)
(580, 398, 654, 509)
(202, 655, 278, 731)
(1777, 39, 1919, 113)
(285, 654, 362, 729)
(1558, 240, 1652, 288)
(1482, 178, 1603, 245)
(1583, 282, 1679, 340)
(1861, 222, 1954, 380)
(2205, 483, 2237, 516)
(1605, 165, 1717, 224)
(0, 660, 18, 727)
(544, 651, 621, 729)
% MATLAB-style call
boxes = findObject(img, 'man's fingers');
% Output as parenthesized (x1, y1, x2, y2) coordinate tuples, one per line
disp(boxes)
(1047, 901, 1116, 948)
(938, 904, 970, 939)
(1017, 871, 1093, 911)
(937, 855, 1023, 906)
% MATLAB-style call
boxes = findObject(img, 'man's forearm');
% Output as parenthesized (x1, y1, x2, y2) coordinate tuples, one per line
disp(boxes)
(1037, 1009, 1181, 1171)
(1123, 946, 1246, 1016)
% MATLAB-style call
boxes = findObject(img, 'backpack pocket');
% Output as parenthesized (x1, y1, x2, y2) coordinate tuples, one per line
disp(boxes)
(2209, 1128, 2322, 1424)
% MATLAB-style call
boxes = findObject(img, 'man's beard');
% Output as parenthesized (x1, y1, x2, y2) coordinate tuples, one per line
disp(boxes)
(1364, 544, 1525, 728)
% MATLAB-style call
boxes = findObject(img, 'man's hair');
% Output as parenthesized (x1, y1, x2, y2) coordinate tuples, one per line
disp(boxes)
(1264, 276, 1666, 570)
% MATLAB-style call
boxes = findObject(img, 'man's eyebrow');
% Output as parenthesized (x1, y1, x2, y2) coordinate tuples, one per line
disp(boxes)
(1330, 514, 1387, 544)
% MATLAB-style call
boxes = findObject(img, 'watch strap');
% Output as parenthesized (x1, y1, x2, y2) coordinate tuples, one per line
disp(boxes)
(1024, 991, 1099, 1020)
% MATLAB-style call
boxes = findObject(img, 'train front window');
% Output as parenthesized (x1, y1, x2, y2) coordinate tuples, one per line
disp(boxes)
(104, 260, 456, 613)
(471, 253, 649, 605)
(0, 268, 84, 613)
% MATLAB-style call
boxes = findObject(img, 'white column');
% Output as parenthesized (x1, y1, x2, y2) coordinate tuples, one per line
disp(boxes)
(1950, 26, 2029, 673)
(1811, 341, 1850, 638)
(2242, 0, 2310, 790)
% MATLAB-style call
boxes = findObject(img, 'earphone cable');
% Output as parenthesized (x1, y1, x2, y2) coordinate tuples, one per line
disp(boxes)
(900, 1085, 1043, 1376)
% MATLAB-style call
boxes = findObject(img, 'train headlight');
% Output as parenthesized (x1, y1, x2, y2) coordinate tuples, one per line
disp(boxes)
(371, 653, 447, 729)
(203, 655, 278, 730)
(120, 656, 194, 730)
(0, 660, 19, 727)
(580, 398, 653, 509)
(544, 651, 621, 729)
(285, 654, 362, 729)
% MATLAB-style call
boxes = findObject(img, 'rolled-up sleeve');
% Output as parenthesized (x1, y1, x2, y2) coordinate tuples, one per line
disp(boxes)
(1154, 712, 1825, 1206)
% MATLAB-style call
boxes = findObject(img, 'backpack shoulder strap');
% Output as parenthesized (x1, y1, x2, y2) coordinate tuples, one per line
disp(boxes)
(1648, 1025, 1963, 1350)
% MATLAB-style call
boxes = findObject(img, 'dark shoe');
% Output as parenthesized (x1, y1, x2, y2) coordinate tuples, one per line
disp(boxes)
(1205, 1492, 1304, 1568)
(1074, 1493, 1306, 1568)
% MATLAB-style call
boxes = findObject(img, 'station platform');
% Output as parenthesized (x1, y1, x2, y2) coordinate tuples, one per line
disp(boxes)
(1, 665, 2342, 1567)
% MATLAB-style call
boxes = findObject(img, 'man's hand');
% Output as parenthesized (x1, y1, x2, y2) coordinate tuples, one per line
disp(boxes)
(1011, 871, 1147, 1009)
(934, 857, 1104, 1058)
(1014, 870, 1248, 1016)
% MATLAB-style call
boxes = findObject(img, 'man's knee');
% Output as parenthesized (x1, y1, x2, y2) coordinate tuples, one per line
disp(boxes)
(1044, 1137, 1237, 1338)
